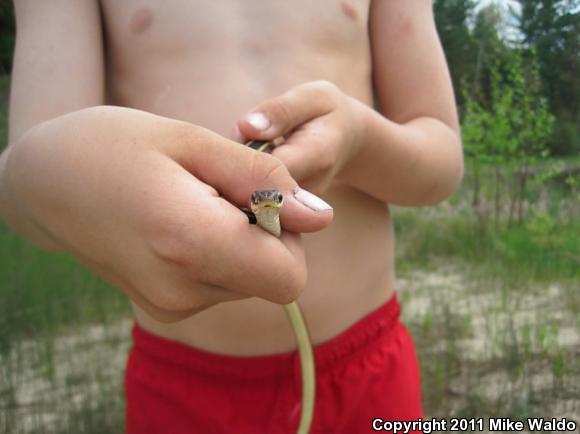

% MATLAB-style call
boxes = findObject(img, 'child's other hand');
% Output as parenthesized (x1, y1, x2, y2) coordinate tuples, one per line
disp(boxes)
(235, 81, 364, 195)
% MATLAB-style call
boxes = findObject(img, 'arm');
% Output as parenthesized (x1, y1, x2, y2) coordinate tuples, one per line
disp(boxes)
(1, 0, 104, 246)
(9, 0, 104, 142)
(235, 0, 463, 206)
(342, 0, 463, 205)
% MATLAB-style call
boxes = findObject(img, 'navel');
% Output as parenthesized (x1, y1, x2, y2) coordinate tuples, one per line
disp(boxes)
(130, 8, 153, 35)
(341, 1, 358, 21)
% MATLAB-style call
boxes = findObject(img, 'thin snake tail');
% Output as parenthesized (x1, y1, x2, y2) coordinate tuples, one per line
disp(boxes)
(284, 301, 316, 434)
(244, 139, 316, 434)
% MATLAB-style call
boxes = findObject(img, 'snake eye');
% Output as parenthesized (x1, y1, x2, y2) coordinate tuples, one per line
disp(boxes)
(276, 192, 283, 203)
(251, 192, 259, 205)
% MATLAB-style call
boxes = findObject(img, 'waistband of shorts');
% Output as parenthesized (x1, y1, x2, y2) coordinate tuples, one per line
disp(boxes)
(131, 292, 401, 381)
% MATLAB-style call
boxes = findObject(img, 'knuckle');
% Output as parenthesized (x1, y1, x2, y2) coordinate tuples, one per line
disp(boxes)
(144, 215, 187, 264)
(319, 147, 336, 172)
(149, 288, 192, 313)
(168, 120, 203, 142)
(148, 310, 192, 323)
(249, 151, 289, 185)
(143, 207, 206, 274)
(268, 97, 295, 130)
(311, 137, 337, 172)
(159, 121, 204, 154)
(312, 79, 337, 92)
(275, 282, 305, 305)
(311, 80, 339, 98)
(269, 265, 306, 305)
(300, 80, 340, 112)
(140, 279, 208, 315)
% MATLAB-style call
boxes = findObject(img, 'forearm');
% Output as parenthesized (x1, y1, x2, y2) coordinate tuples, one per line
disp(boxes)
(1, 129, 68, 252)
(2, 106, 135, 252)
(340, 101, 464, 206)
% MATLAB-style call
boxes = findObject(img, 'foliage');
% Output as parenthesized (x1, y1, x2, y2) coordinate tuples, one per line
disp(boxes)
(434, 0, 579, 156)
(514, 0, 580, 154)
(433, 0, 478, 108)
(470, 4, 515, 107)
(0, 1, 14, 75)
(462, 48, 555, 225)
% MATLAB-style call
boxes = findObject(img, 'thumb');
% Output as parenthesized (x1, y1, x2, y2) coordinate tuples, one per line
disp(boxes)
(237, 81, 337, 140)
(165, 124, 333, 233)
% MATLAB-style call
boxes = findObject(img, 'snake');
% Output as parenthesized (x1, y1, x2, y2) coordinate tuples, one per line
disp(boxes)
(241, 139, 316, 434)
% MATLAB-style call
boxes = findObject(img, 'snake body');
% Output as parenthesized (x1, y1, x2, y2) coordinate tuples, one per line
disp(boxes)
(244, 140, 316, 434)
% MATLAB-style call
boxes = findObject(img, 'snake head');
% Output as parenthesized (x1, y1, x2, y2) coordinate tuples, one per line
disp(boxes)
(250, 189, 284, 237)
(250, 189, 284, 209)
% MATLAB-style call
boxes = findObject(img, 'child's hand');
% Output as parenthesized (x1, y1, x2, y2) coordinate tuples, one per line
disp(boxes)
(3, 106, 333, 322)
(235, 81, 364, 195)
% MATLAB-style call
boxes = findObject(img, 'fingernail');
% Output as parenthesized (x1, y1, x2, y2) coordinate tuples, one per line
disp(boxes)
(293, 187, 333, 212)
(246, 112, 270, 131)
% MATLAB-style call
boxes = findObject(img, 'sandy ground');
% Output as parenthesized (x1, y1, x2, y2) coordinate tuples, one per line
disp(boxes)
(398, 264, 580, 433)
(1, 319, 132, 433)
(1, 265, 579, 433)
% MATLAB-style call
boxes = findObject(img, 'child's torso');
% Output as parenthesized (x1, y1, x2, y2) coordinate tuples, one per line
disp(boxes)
(100, 0, 396, 355)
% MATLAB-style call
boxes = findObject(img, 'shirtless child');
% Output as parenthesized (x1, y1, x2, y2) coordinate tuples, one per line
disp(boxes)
(1, 0, 463, 432)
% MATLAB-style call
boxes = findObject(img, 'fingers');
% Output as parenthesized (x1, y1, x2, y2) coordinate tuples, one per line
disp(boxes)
(270, 125, 336, 184)
(149, 120, 335, 306)
(236, 80, 339, 140)
(136, 150, 331, 306)
(199, 205, 309, 304)
(163, 125, 333, 234)
(143, 190, 310, 305)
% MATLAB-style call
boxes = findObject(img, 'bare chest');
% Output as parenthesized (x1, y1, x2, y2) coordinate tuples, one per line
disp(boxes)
(99, 0, 373, 135)
(100, 0, 371, 54)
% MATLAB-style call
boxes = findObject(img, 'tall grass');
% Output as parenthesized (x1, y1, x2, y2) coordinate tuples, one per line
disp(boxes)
(0, 225, 130, 353)
(394, 167, 580, 420)
(394, 208, 579, 283)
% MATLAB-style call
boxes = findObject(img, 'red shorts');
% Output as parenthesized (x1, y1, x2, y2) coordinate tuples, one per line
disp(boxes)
(125, 293, 424, 434)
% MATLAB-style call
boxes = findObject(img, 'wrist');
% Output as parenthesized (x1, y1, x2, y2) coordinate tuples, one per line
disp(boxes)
(338, 97, 372, 180)
(350, 96, 369, 156)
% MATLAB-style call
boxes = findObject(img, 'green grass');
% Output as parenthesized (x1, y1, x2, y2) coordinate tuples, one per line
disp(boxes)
(0, 221, 131, 353)
(394, 208, 580, 283)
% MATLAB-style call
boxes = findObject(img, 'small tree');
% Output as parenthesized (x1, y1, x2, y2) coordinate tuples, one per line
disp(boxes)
(508, 50, 555, 224)
(462, 49, 555, 226)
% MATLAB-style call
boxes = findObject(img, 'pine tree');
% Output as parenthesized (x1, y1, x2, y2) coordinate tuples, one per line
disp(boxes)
(515, 0, 580, 154)
(433, 0, 478, 108)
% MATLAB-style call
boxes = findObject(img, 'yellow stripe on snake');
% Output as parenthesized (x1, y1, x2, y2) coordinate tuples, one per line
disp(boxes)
(243, 139, 315, 434)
